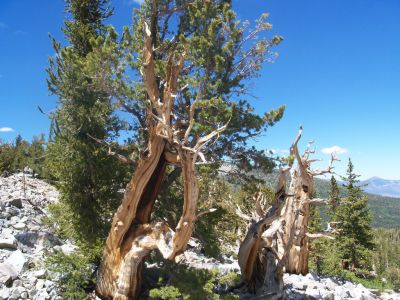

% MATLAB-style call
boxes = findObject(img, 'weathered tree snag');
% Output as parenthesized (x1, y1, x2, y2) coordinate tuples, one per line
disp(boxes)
(238, 168, 289, 299)
(277, 133, 313, 275)
(278, 130, 338, 275)
(238, 128, 337, 298)
(96, 20, 228, 299)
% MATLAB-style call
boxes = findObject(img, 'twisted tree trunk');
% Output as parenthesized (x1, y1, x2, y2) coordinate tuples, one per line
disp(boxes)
(96, 130, 200, 299)
(237, 169, 288, 299)
(238, 128, 336, 298)
(278, 129, 336, 275)
(278, 168, 313, 275)
(95, 126, 166, 299)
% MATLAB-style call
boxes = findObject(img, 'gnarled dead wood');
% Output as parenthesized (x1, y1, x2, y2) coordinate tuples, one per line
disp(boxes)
(96, 19, 228, 299)
(96, 127, 167, 299)
(237, 167, 289, 298)
(277, 128, 336, 275)
(238, 128, 336, 298)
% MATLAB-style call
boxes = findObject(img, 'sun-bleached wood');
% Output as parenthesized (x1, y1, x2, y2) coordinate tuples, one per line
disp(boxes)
(96, 21, 228, 299)
(237, 128, 337, 298)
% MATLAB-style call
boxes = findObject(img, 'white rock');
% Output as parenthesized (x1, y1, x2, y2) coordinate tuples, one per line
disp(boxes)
(45, 279, 55, 292)
(291, 280, 308, 291)
(321, 277, 337, 291)
(322, 291, 335, 300)
(1, 228, 13, 237)
(0, 263, 17, 285)
(5, 250, 26, 274)
(305, 272, 318, 281)
(9, 287, 22, 300)
(12, 222, 26, 230)
(20, 291, 29, 299)
(0, 251, 25, 285)
(34, 269, 47, 279)
(36, 278, 46, 289)
(349, 285, 376, 300)
(305, 286, 322, 298)
(343, 281, 356, 289)
(0, 287, 11, 300)
(60, 243, 77, 255)
(0, 237, 17, 250)
(33, 290, 50, 300)
(334, 285, 351, 299)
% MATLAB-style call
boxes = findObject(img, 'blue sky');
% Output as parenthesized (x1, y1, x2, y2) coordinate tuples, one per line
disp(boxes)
(0, 0, 399, 180)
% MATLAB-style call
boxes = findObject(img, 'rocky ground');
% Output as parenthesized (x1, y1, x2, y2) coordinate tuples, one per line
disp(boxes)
(175, 249, 400, 299)
(283, 274, 399, 300)
(0, 173, 74, 300)
(0, 173, 399, 299)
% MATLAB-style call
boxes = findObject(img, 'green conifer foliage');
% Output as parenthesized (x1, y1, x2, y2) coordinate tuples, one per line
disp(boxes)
(335, 159, 374, 271)
(308, 205, 325, 274)
(0, 135, 46, 177)
(328, 175, 340, 220)
(117, 0, 285, 178)
(46, 0, 129, 258)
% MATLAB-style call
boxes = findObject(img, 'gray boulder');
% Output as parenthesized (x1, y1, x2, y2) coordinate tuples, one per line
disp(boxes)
(4, 198, 23, 209)
(0, 236, 17, 250)
(0, 263, 17, 286)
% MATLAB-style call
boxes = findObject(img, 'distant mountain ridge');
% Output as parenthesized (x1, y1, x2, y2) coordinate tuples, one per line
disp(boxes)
(360, 177, 400, 198)
(313, 177, 400, 228)
(252, 170, 400, 228)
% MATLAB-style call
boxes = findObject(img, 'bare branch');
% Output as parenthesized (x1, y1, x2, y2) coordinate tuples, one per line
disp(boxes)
(306, 232, 334, 240)
(307, 198, 329, 205)
(255, 192, 266, 218)
(195, 208, 217, 220)
(87, 134, 135, 165)
(311, 153, 340, 176)
(184, 81, 203, 145)
(143, 22, 162, 115)
(196, 123, 228, 148)
(261, 219, 283, 239)
(235, 205, 253, 222)
(290, 126, 303, 168)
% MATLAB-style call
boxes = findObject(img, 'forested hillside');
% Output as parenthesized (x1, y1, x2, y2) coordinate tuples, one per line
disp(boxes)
(314, 177, 400, 228)
(250, 169, 400, 228)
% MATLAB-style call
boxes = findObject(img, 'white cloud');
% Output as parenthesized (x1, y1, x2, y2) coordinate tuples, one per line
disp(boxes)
(321, 145, 348, 155)
(0, 127, 14, 133)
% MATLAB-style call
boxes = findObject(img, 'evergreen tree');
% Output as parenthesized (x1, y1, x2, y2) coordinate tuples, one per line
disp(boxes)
(46, 0, 128, 259)
(335, 159, 374, 271)
(328, 175, 340, 220)
(308, 205, 325, 275)
(0, 135, 46, 177)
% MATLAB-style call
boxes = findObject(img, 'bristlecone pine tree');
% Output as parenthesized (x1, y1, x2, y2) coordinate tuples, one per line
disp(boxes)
(95, 1, 284, 299)
(237, 128, 338, 299)
(335, 159, 374, 271)
(46, 0, 128, 255)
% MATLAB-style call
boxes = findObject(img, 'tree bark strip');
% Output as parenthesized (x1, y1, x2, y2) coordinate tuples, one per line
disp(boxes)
(96, 126, 167, 299)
